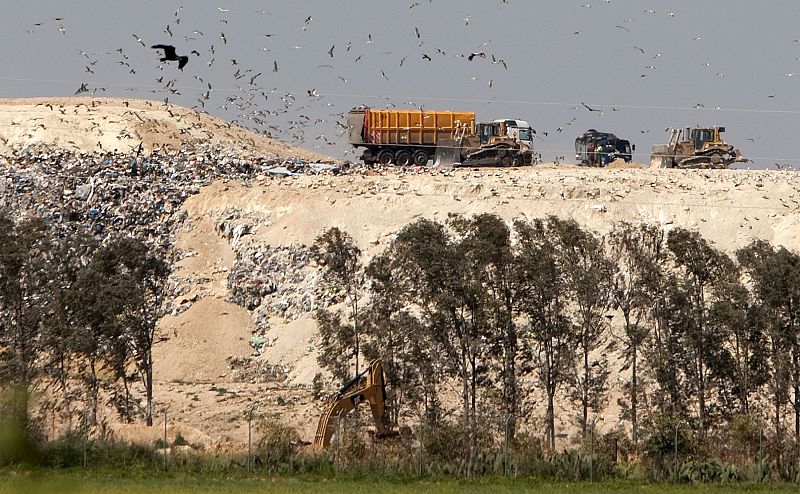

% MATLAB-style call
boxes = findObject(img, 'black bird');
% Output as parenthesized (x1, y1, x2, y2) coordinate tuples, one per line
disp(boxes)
(151, 44, 188, 70)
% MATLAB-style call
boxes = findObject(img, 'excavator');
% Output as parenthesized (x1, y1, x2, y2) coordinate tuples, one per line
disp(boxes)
(313, 359, 396, 449)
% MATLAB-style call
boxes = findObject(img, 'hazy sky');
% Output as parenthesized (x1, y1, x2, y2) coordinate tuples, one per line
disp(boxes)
(3, 1, 800, 167)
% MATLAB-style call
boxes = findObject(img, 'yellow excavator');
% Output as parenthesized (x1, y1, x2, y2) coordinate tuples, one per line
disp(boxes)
(313, 359, 396, 449)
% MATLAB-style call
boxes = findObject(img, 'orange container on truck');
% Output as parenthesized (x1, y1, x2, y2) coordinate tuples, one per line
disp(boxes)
(348, 107, 475, 166)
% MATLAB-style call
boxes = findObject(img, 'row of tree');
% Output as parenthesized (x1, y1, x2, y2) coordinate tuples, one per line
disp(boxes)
(311, 214, 800, 451)
(0, 213, 169, 435)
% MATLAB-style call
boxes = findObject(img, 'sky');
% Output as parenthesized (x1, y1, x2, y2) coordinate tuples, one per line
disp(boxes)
(2, 1, 800, 168)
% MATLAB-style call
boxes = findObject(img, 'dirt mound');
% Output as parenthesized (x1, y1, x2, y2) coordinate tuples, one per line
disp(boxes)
(0, 97, 334, 161)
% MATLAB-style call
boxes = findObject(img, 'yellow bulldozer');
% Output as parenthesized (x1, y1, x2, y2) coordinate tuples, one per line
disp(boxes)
(313, 359, 396, 449)
(434, 119, 537, 167)
(650, 126, 747, 169)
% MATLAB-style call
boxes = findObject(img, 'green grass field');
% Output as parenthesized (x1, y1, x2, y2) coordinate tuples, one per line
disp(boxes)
(1, 471, 799, 494)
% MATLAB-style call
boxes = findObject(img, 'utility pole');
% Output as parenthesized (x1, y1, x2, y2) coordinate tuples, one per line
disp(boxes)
(163, 407, 169, 471)
(247, 407, 254, 474)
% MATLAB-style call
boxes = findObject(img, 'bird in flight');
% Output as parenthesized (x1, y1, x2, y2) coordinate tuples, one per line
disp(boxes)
(581, 102, 602, 112)
(151, 44, 189, 70)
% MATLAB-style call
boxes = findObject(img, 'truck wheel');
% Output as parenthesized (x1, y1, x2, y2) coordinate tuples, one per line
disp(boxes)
(395, 150, 412, 166)
(377, 150, 394, 165)
(412, 150, 429, 166)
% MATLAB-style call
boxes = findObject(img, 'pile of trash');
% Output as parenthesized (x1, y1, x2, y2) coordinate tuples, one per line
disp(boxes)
(0, 143, 341, 320)
(0, 143, 341, 248)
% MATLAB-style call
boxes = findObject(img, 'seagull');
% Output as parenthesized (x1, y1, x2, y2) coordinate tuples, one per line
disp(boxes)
(491, 54, 507, 69)
(468, 51, 486, 61)
(151, 44, 189, 70)
(273, 60, 279, 72)
(581, 101, 601, 112)
(131, 34, 145, 47)
(328, 45, 335, 57)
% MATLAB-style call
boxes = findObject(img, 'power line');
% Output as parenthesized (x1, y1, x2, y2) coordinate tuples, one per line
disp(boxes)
(2, 75, 800, 116)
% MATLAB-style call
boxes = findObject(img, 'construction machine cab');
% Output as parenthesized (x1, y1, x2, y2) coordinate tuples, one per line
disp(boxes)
(477, 120, 534, 148)
(690, 127, 724, 151)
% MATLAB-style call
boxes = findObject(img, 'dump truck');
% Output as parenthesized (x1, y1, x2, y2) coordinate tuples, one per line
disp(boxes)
(575, 129, 634, 166)
(347, 107, 536, 166)
(313, 359, 396, 449)
(650, 126, 747, 169)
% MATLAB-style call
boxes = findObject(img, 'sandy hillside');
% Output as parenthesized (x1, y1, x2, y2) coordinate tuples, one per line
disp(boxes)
(0, 97, 334, 161)
(133, 165, 800, 447)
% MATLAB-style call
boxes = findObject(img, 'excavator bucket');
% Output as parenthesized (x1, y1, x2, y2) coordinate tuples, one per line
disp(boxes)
(434, 138, 461, 166)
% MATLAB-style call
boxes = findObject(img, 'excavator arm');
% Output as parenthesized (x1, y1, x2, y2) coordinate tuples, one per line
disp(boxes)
(313, 359, 394, 448)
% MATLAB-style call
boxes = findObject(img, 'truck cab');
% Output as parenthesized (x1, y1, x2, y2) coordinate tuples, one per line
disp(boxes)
(575, 129, 634, 166)
(477, 119, 535, 150)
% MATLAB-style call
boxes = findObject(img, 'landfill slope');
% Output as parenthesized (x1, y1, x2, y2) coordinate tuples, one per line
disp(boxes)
(0, 97, 334, 161)
(147, 166, 800, 447)
(5, 96, 800, 449)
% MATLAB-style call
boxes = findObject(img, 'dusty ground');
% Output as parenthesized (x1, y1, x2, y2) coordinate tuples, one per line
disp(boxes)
(6, 97, 800, 451)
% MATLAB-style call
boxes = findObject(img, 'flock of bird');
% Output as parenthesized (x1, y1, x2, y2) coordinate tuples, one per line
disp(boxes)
(13, 2, 800, 165)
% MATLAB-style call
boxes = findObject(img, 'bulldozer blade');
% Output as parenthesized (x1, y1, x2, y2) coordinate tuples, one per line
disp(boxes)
(434, 138, 461, 166)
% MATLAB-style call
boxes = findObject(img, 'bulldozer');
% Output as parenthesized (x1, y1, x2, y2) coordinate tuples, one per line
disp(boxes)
(313, 359, 396, 449)
(434, 119, 537, 167)
(650, 126, 747, 169)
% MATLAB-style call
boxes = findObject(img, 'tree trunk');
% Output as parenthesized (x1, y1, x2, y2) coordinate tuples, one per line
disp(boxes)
(631, 344, 638, 446)
(546, 385, 555, 451)
(145, 359, 153, 426)
(352, 296, 359, 377)
(698, 358, 706, 438)
(504, 322, 517, 440)
(122, 375, 131, 422)
(794, 349, 799, 440)
(582, 331, 589, 439)
(90, 358, 99, 426)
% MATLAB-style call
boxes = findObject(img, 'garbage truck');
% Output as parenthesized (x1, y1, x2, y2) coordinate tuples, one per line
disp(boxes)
(575, 129, 634, 166)
(347, 107, 536, 166)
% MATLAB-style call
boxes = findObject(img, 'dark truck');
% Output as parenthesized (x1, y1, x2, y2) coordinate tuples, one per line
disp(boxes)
(575, 129, 634, 167)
